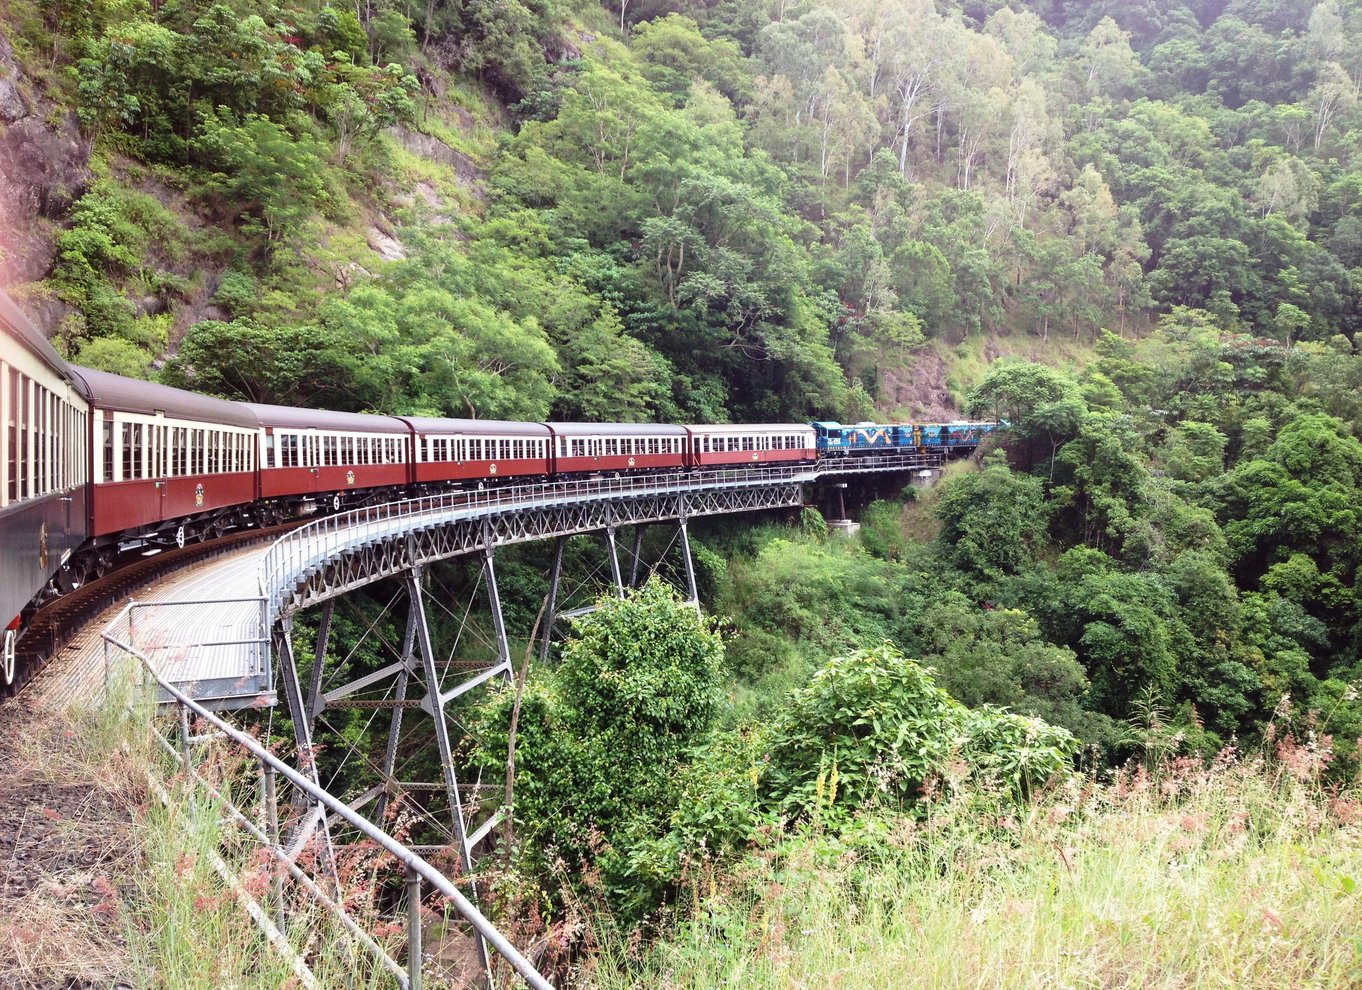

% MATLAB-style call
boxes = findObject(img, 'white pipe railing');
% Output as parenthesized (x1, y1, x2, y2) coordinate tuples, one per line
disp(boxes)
(102, 611, 554, 990)
(258, 454, 941, 620)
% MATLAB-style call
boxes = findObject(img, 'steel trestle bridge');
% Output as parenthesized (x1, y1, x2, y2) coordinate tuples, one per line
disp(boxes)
(100, 450, 948, 989)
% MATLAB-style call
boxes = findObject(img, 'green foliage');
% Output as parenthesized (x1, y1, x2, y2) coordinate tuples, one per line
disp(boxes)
(934, 454, 1047, 580)
(765, 643, 1078, 814)
(470, 579, 724, 913)
(192, 109, 336, 245)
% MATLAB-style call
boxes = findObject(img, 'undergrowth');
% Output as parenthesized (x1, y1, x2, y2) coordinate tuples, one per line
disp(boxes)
(588, 735, 1362, 990)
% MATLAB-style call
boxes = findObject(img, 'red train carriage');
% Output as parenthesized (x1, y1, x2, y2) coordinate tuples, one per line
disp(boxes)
(73, 367, 257, 549)
(399, 417, 551, 487)
(246, 404, 410, 513)
(546, 423, 688, 476)
(689, 424, 817, 468)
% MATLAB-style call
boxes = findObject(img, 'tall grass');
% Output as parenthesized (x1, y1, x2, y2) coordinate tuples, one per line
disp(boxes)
(41, 675, 403, 989)
(589, 740, 1362, 990)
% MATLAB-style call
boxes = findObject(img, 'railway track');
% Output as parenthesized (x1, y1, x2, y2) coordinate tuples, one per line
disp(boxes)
(1, 520, 305, 704)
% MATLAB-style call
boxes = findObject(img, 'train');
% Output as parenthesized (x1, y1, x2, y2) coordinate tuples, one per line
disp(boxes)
(1, 291, 1002, 683)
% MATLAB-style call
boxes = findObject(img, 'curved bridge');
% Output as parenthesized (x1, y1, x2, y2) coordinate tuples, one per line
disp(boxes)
(98, 448, 949, 989)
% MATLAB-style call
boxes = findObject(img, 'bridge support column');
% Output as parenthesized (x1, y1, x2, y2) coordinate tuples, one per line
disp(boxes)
(406, 564, 494, 984)
(540, 535, 566, 663)
(273, 617, 340, 893)
(628, 524, 645, 588)
(678, 514, 700, 607)
(604, 524, 625, 598)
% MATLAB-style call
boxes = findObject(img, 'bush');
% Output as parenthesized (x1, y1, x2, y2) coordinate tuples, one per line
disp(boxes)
(765, 644, 1077, 816)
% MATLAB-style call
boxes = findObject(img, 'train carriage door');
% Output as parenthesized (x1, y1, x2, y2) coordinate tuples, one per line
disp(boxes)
(154, 417, 168, 517)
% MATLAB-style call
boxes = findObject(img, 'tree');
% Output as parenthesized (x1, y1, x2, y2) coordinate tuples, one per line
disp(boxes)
(765, 643, 1076, 812)
(468, 579, 725, 910)
(935, 452, 1048, 580)
(191, 109, 335, 246)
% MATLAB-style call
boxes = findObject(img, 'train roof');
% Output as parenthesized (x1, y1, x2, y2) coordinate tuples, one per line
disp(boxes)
(545, 422, 688, 437)
(398, 417, 550, 437)
(0, 292, 76, 384)
(689, 423, 814, 434)
(243, 403, 409, 434)
(72, 367, 260, 428)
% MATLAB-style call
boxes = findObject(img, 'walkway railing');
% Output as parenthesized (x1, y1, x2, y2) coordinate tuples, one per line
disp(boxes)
(259, 454, 942, 622)
(102, 606, 554, 990)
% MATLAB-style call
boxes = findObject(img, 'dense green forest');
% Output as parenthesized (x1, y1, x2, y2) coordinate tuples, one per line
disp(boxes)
(5, 0, 1362, 983)
(7, 0, 1362, 418)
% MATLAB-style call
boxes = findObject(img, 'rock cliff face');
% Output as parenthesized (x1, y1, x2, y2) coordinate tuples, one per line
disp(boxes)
(0, 34, 90, 324)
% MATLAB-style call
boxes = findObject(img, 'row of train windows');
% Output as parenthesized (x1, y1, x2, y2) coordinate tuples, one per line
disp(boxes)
(103, 421, 255, 482)
(267, 433, 403, 469)
(558, 437, 683, 458)
(697, 434, 809, 453)
(4, 368, 89, 505)
(422, 438, 547, 462)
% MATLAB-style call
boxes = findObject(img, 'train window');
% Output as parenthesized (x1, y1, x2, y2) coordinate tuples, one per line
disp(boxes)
(325, 436, 336, 466)
(131, 422, 145, 479)
(571, 439, 584, 458)
(4, 370, 13, 503)
(265, 432, 275, 469)
(36, 387, 47, 494)
(18, 379, 29, 497)
(100, 420, 113, 483)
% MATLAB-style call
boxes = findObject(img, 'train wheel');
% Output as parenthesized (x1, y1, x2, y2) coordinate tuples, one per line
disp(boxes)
(174, 524, 186, 549)
(93, 553, 113, 579)
(3, 629, 15, 686)
(331, 493, 342, 512)
(55, 564, 82, 594)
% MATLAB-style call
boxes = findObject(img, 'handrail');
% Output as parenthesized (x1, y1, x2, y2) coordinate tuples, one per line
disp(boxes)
(258, 454, 943, 620)
(102, 613, 554, 990)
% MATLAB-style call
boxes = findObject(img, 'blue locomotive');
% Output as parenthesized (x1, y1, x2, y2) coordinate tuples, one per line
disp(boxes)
(813, 420, 1004, 453)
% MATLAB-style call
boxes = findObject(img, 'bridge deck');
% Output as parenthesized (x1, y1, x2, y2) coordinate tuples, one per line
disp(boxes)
(30, 545, 268, 710)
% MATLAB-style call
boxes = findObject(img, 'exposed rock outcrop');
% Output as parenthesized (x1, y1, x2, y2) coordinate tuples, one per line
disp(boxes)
(0, 35, 91, 302)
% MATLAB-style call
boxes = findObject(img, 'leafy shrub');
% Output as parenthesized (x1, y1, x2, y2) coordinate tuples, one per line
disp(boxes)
(765, 644, 1077, 815)
(469, 579, 724, 912)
